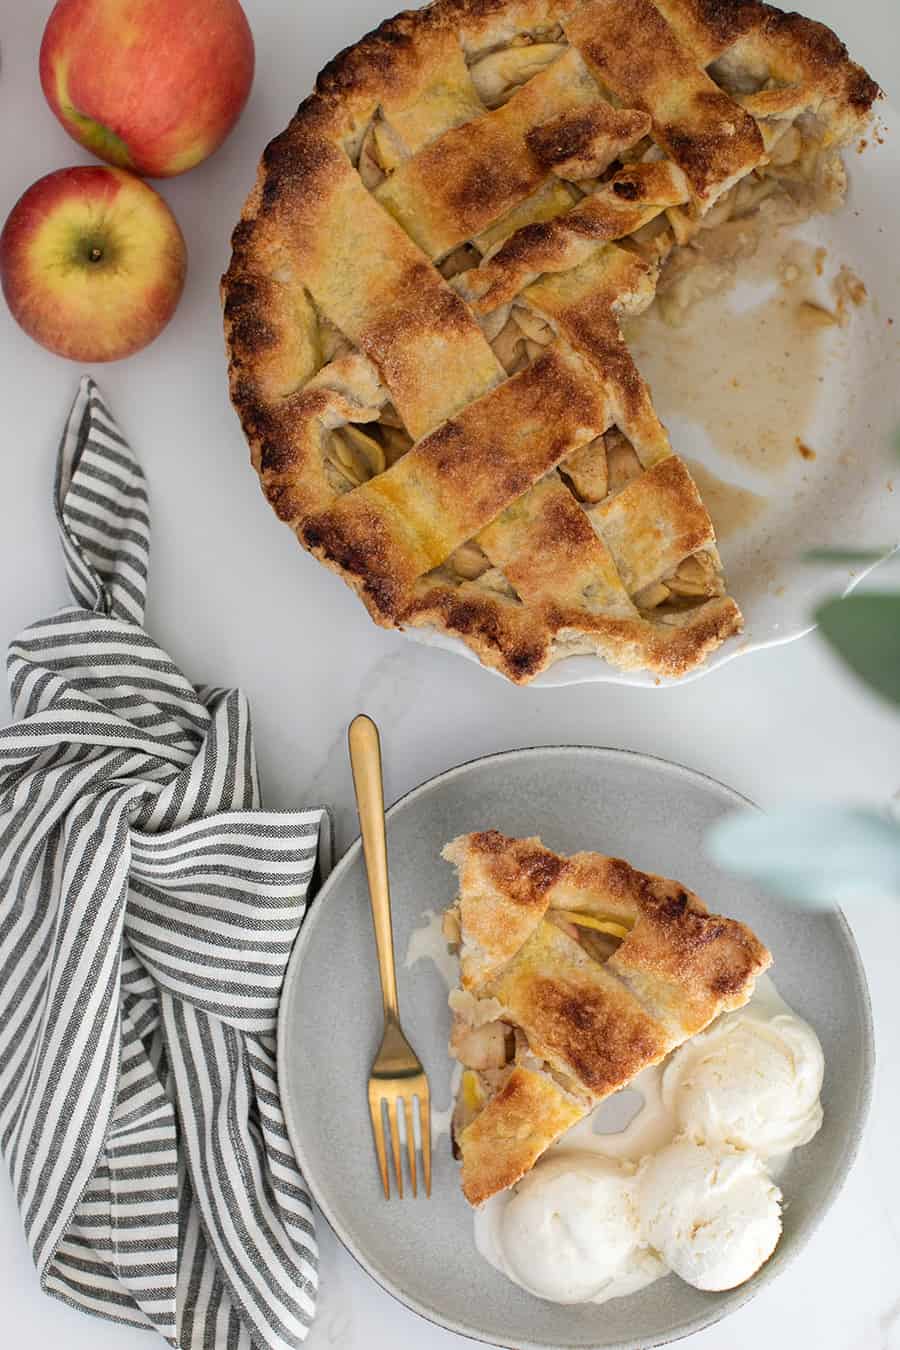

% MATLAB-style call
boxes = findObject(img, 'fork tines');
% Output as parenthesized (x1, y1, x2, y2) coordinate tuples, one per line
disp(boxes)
(368, 1079, 431, 1199)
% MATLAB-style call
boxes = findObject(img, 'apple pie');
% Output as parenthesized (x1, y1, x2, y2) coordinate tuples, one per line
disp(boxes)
(441, 830, 771, 1205)
(223, 0, 878, 683)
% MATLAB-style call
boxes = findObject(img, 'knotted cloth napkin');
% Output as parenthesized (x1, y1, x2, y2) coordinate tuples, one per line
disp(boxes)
(0, 378, 329, 1348)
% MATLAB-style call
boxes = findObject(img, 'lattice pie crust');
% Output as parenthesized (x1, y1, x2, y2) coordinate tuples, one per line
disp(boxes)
(223, 0, 878, 683)
(441, 830, 771, 1205)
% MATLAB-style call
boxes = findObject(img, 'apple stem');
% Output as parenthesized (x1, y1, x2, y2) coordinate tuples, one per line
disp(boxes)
(89, 247, 103, 262)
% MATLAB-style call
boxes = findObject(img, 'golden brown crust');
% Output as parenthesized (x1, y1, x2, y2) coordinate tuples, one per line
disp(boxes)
(374, 47, 601, 257)
(299, 342, 609, 621)
(479, 470, 636, 613)
(456, 161, 690, 314)
(445, 830, 772, 1017)
(444, 829, 772, 1202)
(492, 920, 674, 1094)
(523, 248, 671, 465)
(222, 0, 879, 684)
(568, 0, 766, 205)
(442, 831, 566, 987)
(404, 582, 742, 683)
(459, 1065, 586, 1206)
(552, 848, 711, 918)
(405, 575, 554, 682)
(526, 102, 652, 178)
(557, 596, 745, 677)
(609, 890, 772, 1036)
(656, 0, 881, 120)
(590, 455, 715, 593)
(559, 849, 771, 1035)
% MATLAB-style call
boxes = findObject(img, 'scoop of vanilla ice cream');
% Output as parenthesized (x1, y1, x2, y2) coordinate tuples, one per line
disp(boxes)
(661, 1009, 824, 1158)
(496, 1154, 661, 1303)
(639, 1139, 782, 1291)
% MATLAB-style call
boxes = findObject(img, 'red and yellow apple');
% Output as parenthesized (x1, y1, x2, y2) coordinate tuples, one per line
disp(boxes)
(0, 166, 187, 362)
(40, 0, 255, 178)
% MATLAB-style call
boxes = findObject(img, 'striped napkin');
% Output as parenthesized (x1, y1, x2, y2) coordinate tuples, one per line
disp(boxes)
(0, 377, 330, 1348)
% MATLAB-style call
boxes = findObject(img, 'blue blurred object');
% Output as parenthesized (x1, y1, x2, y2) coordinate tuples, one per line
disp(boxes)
(707, 805, 900, 906)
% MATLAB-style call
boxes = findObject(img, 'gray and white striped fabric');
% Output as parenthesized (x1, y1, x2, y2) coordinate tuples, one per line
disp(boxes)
(0, 377, 329, 1348)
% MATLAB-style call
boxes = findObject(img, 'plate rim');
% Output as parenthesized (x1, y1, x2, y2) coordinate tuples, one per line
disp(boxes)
(277, 745, 875, 1350)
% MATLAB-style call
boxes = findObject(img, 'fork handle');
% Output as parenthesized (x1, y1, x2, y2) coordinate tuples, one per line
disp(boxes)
(348, 715, 399, 1023)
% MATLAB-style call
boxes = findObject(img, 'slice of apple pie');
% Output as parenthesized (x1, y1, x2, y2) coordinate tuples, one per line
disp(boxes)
(441, 830, 770, 1206)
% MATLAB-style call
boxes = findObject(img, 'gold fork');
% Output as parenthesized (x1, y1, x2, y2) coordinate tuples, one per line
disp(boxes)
(348, 714, 431, 1199)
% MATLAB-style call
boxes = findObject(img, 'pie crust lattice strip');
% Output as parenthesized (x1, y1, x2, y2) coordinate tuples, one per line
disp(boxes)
(223, 0, 879, 684)
(441, 829, 772, 1205)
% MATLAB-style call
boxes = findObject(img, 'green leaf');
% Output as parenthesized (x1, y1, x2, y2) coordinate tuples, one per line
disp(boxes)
(816, 592, 900, 707)
(708, 806, 900, 905)
(803, 547, 896, 565)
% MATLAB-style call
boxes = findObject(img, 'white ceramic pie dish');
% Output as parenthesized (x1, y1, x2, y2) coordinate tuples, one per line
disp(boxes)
(278, 747, 873, 1349)
(409, 107, 900, 687)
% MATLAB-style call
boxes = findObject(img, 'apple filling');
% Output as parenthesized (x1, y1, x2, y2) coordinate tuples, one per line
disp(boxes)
(651, 114, 848, 326)
(466, 34, 568, 110)
(322, 419, 412, 494)
(633, 548, 726, 615)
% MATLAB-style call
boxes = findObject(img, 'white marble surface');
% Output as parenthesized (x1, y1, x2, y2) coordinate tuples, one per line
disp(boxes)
(1, 2, 899, 1347)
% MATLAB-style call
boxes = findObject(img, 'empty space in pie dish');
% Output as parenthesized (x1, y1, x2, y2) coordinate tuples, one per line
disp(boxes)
(410, 106, 900, 688)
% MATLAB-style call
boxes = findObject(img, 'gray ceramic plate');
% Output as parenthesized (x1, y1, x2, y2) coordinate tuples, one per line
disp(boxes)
(278, 748, 873, 1350)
